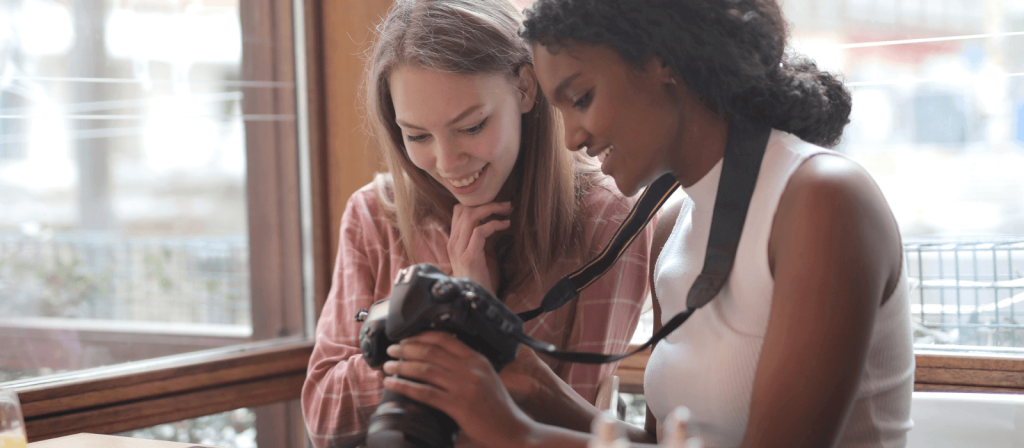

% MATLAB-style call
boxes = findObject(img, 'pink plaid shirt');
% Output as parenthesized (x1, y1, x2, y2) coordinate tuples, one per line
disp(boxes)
(302, 179, 653, 447)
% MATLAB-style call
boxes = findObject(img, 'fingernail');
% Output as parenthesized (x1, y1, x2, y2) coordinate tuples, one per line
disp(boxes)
(386, 345, 400, 356)
(383, 361, 397, 373)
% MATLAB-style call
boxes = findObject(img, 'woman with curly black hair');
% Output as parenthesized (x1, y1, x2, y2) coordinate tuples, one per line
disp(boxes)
(380, 1, 915, 447)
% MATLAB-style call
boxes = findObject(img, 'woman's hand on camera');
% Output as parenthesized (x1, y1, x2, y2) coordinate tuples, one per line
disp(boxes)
(448, 202, 512, 294)
(498, 345, 555, 407)
(381, 331, 535, 448)
(501, 345, 605, 433)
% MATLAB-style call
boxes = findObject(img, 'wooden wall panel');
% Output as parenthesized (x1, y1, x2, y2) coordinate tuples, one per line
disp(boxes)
(303, 0, 334, 321)
(241, 0, 303, 341)
(240, 1, 307, 445)
(321, 0, 393, 273)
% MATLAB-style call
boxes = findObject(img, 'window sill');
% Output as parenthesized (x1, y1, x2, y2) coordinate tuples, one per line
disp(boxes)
(6, 337, 313, 442)
(613, 345, 1024, 394)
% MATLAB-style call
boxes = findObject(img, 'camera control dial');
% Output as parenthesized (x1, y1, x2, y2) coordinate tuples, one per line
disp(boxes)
(430, 279, 458, 302)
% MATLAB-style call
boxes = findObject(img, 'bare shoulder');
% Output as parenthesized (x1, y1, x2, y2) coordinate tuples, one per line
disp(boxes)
(776, 153, 895, 234)
(771, 153, 903, 303)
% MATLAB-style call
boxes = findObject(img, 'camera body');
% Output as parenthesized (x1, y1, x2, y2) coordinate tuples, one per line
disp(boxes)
(359, 263, 522, 371)
(356, 263, 524, 448)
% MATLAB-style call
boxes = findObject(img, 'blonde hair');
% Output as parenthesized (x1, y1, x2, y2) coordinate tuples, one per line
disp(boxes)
(363, 0, 597, 295)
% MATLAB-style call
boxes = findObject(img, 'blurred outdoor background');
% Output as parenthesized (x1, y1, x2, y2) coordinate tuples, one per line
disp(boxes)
(0, 0, 289, 444)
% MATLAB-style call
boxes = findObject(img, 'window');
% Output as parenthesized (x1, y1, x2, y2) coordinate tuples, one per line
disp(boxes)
(117, 407, 257, 447)
(1, 0, 324, 443)
(782, 0, 1024, 352)
(0, 0, 301, 380)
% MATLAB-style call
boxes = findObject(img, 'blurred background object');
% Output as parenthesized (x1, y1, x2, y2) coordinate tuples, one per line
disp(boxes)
(0, 0, 302, 444)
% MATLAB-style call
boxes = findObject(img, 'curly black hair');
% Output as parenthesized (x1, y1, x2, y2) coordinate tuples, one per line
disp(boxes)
(521, 0, 852, 147)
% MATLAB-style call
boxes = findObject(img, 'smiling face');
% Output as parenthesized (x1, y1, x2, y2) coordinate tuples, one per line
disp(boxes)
(532, 42, 683, 196)
(390, 66, 535, 206)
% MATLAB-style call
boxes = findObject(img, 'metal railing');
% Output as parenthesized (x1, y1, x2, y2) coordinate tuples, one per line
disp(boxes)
(906, 237, 1024, 348)
(5, 233, 1024, 347)
(0, 234, 251, 326)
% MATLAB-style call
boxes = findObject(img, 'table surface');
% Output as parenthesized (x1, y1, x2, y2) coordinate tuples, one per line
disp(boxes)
(29, 434, 227, 448)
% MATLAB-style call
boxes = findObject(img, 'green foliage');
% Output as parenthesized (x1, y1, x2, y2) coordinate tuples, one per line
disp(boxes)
(144, 250, 175, 293)
(117, 408, 257, 447)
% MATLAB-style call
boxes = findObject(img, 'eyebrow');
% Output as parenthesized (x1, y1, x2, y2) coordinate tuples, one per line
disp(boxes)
(553, 73, 582, 102)
(396, 104, 484, 131)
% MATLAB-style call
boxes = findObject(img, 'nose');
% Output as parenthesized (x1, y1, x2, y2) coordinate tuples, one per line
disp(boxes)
(563, 113, 589, 152)
(434, 138, 468, 174)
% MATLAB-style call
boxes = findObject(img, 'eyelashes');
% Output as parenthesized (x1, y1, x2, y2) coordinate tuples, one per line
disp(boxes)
(404, 117, 489, 143)
(464, 117, 488, 135)
(573, 90, 593, 111)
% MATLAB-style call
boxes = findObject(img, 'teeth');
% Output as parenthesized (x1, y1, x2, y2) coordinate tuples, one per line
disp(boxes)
(449, 169, 482, 188)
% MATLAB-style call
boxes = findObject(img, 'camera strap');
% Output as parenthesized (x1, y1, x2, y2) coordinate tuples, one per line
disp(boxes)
(515, 116, 771, 364)
(516, 173, 680, 323)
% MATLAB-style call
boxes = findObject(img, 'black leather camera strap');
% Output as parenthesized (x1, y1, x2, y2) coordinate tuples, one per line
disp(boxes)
(517, 116, 771, 364)
(516, 173, 680, 323)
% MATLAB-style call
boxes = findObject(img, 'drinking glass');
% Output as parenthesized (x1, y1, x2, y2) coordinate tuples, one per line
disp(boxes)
(0, 388, 27, 448)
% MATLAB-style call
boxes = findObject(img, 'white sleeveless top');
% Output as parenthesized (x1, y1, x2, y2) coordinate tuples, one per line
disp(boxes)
(644, 130, 914, 448)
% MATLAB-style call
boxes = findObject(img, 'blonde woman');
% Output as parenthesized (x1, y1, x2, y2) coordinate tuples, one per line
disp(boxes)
(300, 0, 654, 445)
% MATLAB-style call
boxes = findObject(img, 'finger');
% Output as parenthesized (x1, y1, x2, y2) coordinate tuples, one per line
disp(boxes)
(450, 204, 479, 254)
(464, 201, 514, 223)
(383, 376, 453, 415)
(451, 202, 512, 252)
(459, 203, 512, 250)
(517, 344, 541, 363)
(452, 203, 465, 224)
(448, 204, 466, 253)
(399, 331, 480, 359)
(382, 359, 457, 387)
(465, 220, 511, 257)
(387, 338, 466, 365)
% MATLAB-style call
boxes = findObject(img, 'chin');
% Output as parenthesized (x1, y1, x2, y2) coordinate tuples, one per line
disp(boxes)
(457, 197, 487, 207)
(611, 176, 643, 198)
(455, 190, 499, 207)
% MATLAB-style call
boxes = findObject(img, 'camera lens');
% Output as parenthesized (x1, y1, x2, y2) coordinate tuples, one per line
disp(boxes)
(366, 389, 458, 448)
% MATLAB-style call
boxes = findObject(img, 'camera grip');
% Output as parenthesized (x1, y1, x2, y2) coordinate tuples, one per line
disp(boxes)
(360, 318, 393, 369)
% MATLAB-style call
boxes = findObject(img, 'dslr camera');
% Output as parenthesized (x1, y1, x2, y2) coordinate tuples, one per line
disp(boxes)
(356, 263, 524, 448)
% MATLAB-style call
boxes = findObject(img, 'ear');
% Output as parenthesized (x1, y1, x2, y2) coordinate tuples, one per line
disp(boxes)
(515, 64, 539, 114)
(643, 54, 676, 85)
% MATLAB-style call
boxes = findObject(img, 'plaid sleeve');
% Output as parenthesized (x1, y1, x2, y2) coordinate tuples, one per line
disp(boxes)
(558, 183, 655, 402)
(302, 188, 390, 448)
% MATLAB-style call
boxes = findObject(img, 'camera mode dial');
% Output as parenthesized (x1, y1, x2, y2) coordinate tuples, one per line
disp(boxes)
(430, 279, 458, 302)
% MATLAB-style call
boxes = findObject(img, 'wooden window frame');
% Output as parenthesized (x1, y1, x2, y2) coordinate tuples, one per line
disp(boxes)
(614, 347, 1024, 395)
(3, 0, 353, 445)
(16, 338, 312, 442)
(7, 0, 402, 443)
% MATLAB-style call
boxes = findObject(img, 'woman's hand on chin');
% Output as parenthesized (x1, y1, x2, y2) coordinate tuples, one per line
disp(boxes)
(381, 331, 537, 448)
(448, 201, 512, 294)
